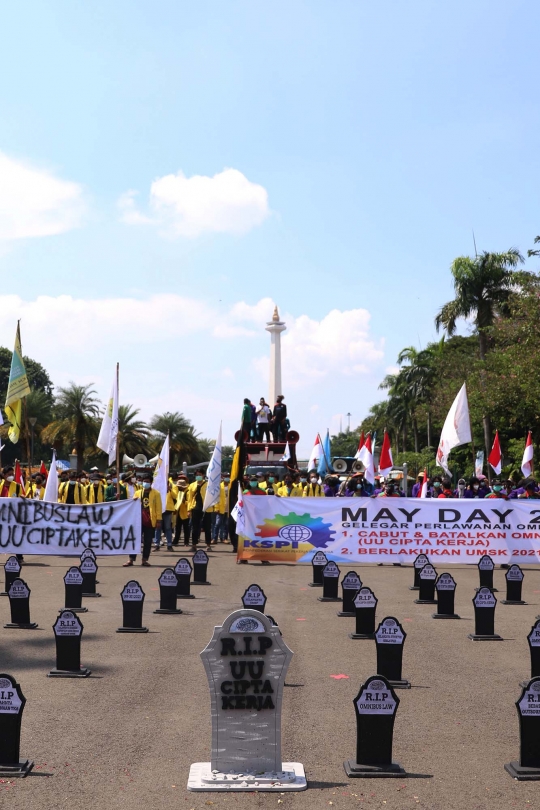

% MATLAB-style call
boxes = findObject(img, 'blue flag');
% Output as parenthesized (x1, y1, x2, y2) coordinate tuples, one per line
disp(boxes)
(317, 429, 332, 475)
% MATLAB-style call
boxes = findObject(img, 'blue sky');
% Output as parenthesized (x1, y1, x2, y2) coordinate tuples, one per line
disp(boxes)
(0, 0, 539, 455)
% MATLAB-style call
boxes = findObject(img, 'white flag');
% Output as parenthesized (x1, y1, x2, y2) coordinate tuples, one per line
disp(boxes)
(358, 434, 375, 484)
(436, 383, 472, 475)
(280, 441, 291, 462)
(44, 450, 59, 503)
(153, 434, 169, 511)
(203, 423, 222, 511)
(231, 482, 245, 534)
(308, 434, 322, 471)
(97, 372, 119, 466)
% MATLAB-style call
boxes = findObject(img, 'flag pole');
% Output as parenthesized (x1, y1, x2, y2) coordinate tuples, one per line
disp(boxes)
(116, 362, 120, 500)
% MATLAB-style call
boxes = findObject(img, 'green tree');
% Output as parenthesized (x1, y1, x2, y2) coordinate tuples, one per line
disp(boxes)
(117, 405, 150, 459)
(41, 383, 101, 470)
(149, 411, 200, 467)
(0, 347, 54, 406)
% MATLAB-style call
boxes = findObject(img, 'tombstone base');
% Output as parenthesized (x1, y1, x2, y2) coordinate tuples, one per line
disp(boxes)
(3, 622, 38, 629)
(187, 762, 307, 791)
(0, 591, 8, 597)
(61, 606, 88, 613)
(82, 592, 102, 598)
(408, 586, 419, 591)
(192, 581, 211, 586)
(317, 596, 341, 603)
(308, 582, 323, 587)
(504, 761, 540, 781)
(388, 678, 411, 690)
(414, 599, 437, 605)
(153, 608, 183, 614)
(116, 626, 149, 633)
(344, 760, 405, 778)
(0, 759, 34, 778)
(337, 611, 355, 617)
(468, 633, 503, 641)
(432, 613, 461, 619)
(348, 632, 374, 640)
(501, 600, 527, 605)
(48, 667, 92, 678)
(177, 594, 196, 599)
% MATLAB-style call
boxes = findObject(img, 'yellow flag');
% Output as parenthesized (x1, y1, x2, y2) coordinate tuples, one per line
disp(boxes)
(5, 322, 31, 443)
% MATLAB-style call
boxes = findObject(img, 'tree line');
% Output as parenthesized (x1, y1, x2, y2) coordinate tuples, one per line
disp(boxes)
(330, 240, 540, 479)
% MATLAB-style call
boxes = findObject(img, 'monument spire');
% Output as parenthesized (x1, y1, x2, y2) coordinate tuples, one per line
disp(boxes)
(265, 304, 286, 407)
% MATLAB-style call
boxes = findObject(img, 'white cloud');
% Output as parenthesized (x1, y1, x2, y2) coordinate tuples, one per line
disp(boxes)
(0, 151, 85, 240)
(119, 167, 270, 238)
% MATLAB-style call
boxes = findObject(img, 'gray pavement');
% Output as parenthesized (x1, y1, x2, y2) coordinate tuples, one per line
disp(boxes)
(1, 548, 539, 809)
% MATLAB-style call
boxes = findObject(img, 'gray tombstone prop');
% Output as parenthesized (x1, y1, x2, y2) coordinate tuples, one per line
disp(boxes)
(80, 548, 96, 562)
(80, 557, 101, 597)
(505, 677, 540, 780)
(63, 567, 87, 613)
(468, 587, 502, 640)
(241, 584, 267, 613)
(309, 550, 328, 587)
(0, 674, 33, 777)
(5, 579, 37, 629)
(117, 580, 148, 633)
(502, 564, 526, 605)
(338, 571, 362, 617)
(174, 558, 195, 599)
(433, 573, 460, 619)
(193, 548, 211, 585)
(410, 554, 429, 590)
(318, 561, 341, 602)
(414, 564, 437, 604)
(49, 610, 91, 678)
(1, 556, 21, 596)
(477, 554, 497, 591)
(187, 609, 306, 792)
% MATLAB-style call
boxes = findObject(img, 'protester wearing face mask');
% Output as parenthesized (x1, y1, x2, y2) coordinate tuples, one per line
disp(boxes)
(125, 473, 138, 499)
(212, 475, 230, 543)
(464, 476, 488, 498)
(173, 475, 191, 546)
(429, 476, 443, 497)
(343, 473, 368, 498)
(105, 473, 128, 502)
(517, 480, 540, 499)
(153, 478, 177, 551)
(59, 471, 87, 504)
(186, 473, 211, 551)
(29, 474, 45, 500)
(323, 476, 340, 497)
(277, 475, 303, 497)
(125, 474, 162, 566)
(87, 474, 106, 503)
(485, 479, 508, 499)
(303, 471, 323, 497)
(378, 481, 400, 497)
(244, 475, 267, 495)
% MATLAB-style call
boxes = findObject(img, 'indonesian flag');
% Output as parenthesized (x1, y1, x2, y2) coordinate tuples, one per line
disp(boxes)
(358, 434, 375, 484)
(308, 434, 323, 471)
(419, 468, 428, 498)
(354, 431, 365, 461)
(488, 431, 502, 475)
(436, 383, 472, 475)
(40, 460, 48, 478)
(378, 430, 393, 476)
(14, 460, 26, 496)
(522, 431, 534, 478)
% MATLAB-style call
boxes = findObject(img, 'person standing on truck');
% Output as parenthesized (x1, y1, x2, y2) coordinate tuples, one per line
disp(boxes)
(256, 398, 272, 441)
(271, 395, 287, 441)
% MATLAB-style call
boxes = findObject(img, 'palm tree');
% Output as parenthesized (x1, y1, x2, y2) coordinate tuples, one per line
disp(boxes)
(435, 248, 524, 456)
(41, 383, 101, 470)
(0, 390, 53, 463)
(118, 405, 150, 458)
(149, 411, 200, 466)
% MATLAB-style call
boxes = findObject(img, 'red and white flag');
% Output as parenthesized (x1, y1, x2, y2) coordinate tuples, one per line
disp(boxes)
(358, 434, 375, 484)
(378, 431, 393, 476)
(308, 434, 323, 471)
(436, 383, 472, 475)
(14, 459, 26, 496)
(522, 431, 534, 478)
(488, 431, 502, 475)
(354, 431, 365, 461)
(40, 460, 48, 479)
(419, 468, 428, 498)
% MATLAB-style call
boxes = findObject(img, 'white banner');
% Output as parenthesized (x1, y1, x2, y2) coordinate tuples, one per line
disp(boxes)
(0, 498, 141, 555)
(240, 496, 540, 564)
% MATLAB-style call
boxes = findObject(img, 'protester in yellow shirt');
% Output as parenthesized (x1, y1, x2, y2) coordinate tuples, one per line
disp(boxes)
(174, 474, 191, 546)
(277, 474, 303, 497)
(303, 473, 323, 497)
(58, 471, 87, 504)
(125, 474, 162, 567)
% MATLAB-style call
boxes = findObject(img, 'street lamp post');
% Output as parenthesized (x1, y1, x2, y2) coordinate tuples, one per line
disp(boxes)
(29, 417, 37, 472)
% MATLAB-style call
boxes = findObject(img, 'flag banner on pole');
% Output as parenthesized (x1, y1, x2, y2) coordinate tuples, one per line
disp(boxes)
(378, 431, 393, 476)
(96, 372, 119, 465)
(358, 434, 375, 484)
(230, 483, 245, 534)
(203, 423, 222, 511)
(280, 441, 290, 462)
(14, 460, 25, 496)
(354, 431, 365, 461)
(0, 498, 140, 555)
(239, 496, 540, 564)
(317, 430, 331, 476)
(436, 383, 472, 475)
(488, 431, 502, 475)
(522, 431, 534, 478)
(419, 468, 428, 498)
(5, 322, 31, 444)
(153, 434, 170, 510)
(475, 451, 484, 478)
(308, 435, 322, 471)
(44, 451, 59, 502)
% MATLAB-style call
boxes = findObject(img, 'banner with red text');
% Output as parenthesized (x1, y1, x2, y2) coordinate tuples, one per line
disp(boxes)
(239, 496, 540, 563)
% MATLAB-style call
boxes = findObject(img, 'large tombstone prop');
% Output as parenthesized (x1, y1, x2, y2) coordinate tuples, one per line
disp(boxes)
(4, 579, 37, 629)
(0, 674, 33, 777)
(477, 554, 497, 591)
(63, 567, 87, 613)
(80, 548, 99, 583)
(48, 610, 91, 678)
(349, 587, 378, 640)
(433, 573, 460, 619)
(154, 569, 182, 614)
(117, 581, 148, 633)
(410, 554, 429, 591)
(1, 556, 21, 597)
(505, 677, 540, 780)
(174, 558, 195, 599)
(521, 621, 540, 688)
(242, 584, 267, 613)
(502, 565, 526, 605)
(374, 617, 410, 689)
(414, 564, 437, 604)
(318, 561, 341, 603)
(187, 609, 306, 792)
(339, 571, 362, 617)
(344, 675, 405, 778)
(468, 587, 502, 641)
(309, 550, 328, 587)
(80, 557, 101, 598)
(193, 549, 210, 585)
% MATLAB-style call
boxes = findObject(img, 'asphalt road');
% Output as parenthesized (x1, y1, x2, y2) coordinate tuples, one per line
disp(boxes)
(1, 547, 539, 810)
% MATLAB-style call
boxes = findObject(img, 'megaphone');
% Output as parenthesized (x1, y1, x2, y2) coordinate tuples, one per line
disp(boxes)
(123, 453, 149, 467)
(148, 454, 159, 464)
(122, 453, 135, 466)
(333, 458, 349, 474)
(352, 460, 364, 473)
